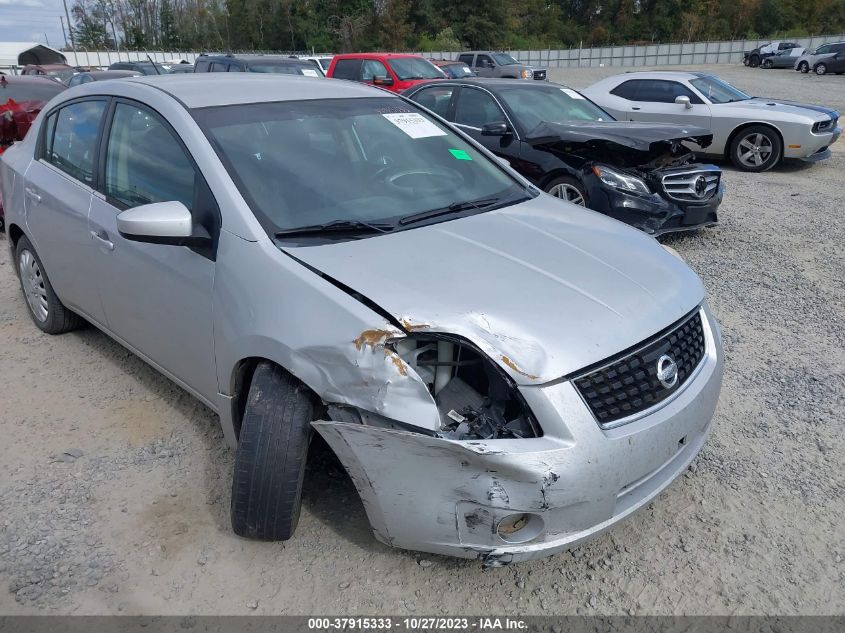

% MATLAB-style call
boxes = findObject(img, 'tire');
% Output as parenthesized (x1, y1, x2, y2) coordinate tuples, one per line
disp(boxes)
(15, 236, 83, 334)
(231, 362, 314, 541)
(729, 125, 782, 172)
(815, 63, 827, 76)
(762, 59, 773, 69)
(798, 61, 809, 73)
(544, 175, 588, 206)
(748, 55, 760, 68)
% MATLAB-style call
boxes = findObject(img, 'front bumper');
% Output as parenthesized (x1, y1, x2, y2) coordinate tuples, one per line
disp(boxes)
(585, 173, 723, 236)
(785, 126, 841, 161)
(314, 305, 724, 564)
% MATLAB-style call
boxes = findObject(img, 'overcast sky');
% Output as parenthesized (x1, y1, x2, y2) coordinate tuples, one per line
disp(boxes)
(1, 0, 70, 50)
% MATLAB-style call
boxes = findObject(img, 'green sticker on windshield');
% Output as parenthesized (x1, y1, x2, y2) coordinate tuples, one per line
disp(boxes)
(449, 148, 472, 161)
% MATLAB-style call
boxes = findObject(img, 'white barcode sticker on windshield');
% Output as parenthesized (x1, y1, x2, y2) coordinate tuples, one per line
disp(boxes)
(301, 69, 320, 77)
(561, 88, 585, 99)
(382, 112, 447, 139)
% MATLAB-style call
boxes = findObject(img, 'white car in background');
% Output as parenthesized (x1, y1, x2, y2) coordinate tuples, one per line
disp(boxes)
(583, 71, 841, 172)
(298, 55, 334, 72)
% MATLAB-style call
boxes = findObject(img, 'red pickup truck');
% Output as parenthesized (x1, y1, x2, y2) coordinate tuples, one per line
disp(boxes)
(327, 53, 445, 93)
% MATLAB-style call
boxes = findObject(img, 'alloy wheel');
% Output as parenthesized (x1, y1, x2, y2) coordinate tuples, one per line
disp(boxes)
(548, 183, 585, 205)
(737, 132, 774, 168)
(19, 249, 49, 323)
(816, 64, 827, 75)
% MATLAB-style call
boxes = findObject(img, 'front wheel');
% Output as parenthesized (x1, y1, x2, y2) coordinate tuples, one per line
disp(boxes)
(15, 236, 83, 334)
(798, 61, 809, 73)
(231, 362, 314, 541)
(729, 126, 782, 172)
(545, 175, 587, 206)
(748, 55, 760, 68)
(815, 63, 827, 75)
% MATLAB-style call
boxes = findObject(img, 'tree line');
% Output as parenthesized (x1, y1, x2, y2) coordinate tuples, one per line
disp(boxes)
(67, 0, 845, 53)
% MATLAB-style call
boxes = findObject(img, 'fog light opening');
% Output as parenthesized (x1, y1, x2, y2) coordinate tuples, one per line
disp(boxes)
(496, 513, 544, 544)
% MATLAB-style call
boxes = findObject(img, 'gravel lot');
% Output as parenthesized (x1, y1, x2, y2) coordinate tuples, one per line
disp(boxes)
(1, 64, 843, 616)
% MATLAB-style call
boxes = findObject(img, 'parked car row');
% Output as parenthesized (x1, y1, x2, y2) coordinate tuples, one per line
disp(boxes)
(744, 40, 845, 75)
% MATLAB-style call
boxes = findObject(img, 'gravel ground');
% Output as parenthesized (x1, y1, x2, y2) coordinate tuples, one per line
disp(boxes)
(1, 65, 844, 616)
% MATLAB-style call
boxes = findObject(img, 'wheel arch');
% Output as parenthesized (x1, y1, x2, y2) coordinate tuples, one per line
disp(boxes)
(724, 122, 784, 160)
(538, 165, 584, 191)
(226, 356, 320, 444)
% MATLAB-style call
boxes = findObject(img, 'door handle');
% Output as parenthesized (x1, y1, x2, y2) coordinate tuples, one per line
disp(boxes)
(632, 107, 641, 110)
(90, 230, 114, 251)
(25, 187, 41, 203)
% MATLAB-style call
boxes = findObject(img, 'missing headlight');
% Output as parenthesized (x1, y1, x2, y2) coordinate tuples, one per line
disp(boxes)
(391, 335, 542, 440)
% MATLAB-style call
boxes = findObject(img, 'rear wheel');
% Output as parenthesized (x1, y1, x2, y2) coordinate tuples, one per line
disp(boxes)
(230, 362, 314, 541)
(815, 63, 828, 75)
(762, 59, 773, 69)
(798, 61, 809, 73)
(15, 236, 83, 334)
(545, 176, 587, 206)
(729, 126, 782, 172)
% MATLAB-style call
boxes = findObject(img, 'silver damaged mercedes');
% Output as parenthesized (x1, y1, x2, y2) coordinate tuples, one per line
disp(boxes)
(1, 74, 724, 564)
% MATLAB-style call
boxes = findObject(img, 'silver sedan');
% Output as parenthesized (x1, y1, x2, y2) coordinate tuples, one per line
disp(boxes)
(583, 71, 841, 172)
(1, 74, 723, 564)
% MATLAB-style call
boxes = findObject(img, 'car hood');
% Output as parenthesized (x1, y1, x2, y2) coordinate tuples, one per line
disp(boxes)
(730, 98, 839, 120)
(524, 120, 713, 153)
(282, 196, 705, 384)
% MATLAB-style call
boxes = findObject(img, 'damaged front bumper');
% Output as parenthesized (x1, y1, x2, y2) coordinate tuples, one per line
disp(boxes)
(585, 171, 723, 237)
(313, 306, 723, 564)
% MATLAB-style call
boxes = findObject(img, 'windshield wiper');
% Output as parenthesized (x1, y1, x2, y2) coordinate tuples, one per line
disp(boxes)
(398, 196, 504, 227)
(275, 219, 395, 238)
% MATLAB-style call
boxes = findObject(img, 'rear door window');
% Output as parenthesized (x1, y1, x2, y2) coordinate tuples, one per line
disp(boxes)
(210, 62, 228, 72)
(332, 59, 362, 80)
(43, 100, 107, 186)
(410, 86, 455, 118)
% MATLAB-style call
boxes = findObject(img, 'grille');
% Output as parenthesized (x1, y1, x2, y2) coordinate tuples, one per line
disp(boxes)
(533, 69, 547, 80)
(661, 167, 720, 202)
(573, 310, 706, 427)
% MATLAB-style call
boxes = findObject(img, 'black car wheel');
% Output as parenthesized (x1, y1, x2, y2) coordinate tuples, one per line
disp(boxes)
(231, 361, 314, 541)
(815, 63, 828, 75)
(762, 59, 773, 69)
(748, 54, 760, 67)
(545, 176, 587, 206)
(729, 126, 782, 172)
(798, 61, 809, 73)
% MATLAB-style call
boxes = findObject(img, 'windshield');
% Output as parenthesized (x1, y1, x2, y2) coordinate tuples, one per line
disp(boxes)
(194, 97, 525, 239)
(46, 68, 75, 82)
(443, 64, 473, 78)
(689, 76, 750, 104)
(388, 58, 444, 80)
(492, 53, 519, 65)
(498, 85, 613, 129)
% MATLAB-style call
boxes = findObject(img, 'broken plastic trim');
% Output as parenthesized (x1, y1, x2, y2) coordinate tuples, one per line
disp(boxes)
(389, 333, 542, 440)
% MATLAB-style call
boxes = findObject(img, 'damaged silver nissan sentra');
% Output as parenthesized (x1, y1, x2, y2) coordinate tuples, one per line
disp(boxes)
(0, 74, 723, 565)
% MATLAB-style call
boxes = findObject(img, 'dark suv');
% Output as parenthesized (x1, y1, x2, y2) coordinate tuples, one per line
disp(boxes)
(194, 54, 324, 77)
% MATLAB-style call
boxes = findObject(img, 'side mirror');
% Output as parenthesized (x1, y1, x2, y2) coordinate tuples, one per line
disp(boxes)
(675, 95, 692, 109)
(117, 201, 208, 245)
(372, 76, 394, 86)
(481, 121, 510, 136)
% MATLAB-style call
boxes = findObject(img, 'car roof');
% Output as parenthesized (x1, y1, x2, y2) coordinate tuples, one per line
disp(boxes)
(332, 53, 423, 60)
(407, 78, 570, 91)
(1, 74, 66, 86)
(70, 73, 387, 108)
(611, 70, 708, 81)
(199, 54, 311, 63)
